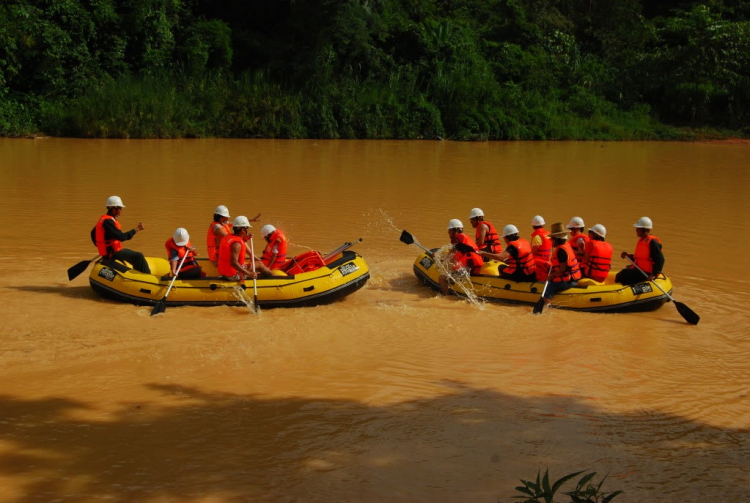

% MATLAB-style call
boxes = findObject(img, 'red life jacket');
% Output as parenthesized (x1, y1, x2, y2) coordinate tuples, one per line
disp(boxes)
(207, 221, 232, 262)
(531, 228, 552, 260)
(502, 238, 536, 277)
(550, 241, 582, 283)
(583, 240, 613, 282)
(634, 234, 662, 274)
(94, 215, 124, 257)
(476, 221, 502, 253)
(217, 234, 246, 277)
(569, 231, 588, 264)
(452, 233, 483, 273)
(261, 229, 288, 269)
(164, 238, 199, 273)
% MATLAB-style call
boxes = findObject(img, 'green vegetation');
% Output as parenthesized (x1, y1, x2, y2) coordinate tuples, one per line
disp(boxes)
(2, 0, 749, 140)
(511, 468, 622, 503)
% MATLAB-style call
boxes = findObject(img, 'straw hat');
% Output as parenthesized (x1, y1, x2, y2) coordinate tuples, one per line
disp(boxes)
(548, 222, 569, 239)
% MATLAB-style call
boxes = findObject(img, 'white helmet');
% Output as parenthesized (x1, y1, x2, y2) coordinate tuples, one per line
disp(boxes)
(567, 216, 585, 229)
(589, 224, 607, 238)
(469, 208, 484, 219)
(233, 216, 252, 228)
(214, 205, 230, 218)
(106, 195, 125, 208)
(173, 227, 190, 246)
(634, 216, 653, 229)
(531, 215, 545, 226)
(261, 224, 276, 238)
(448, 219, 464, 230)
(502, 224, 519, 237)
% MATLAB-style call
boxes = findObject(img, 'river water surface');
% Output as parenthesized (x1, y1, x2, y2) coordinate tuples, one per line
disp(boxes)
(0, 139, 749, 502)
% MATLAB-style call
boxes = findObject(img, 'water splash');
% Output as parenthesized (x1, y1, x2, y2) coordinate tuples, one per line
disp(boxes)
(227, 285, 259, 314)
(429, 246, 485, 310)
(377, 208, 402, 234)
(377, 207, 485, 309)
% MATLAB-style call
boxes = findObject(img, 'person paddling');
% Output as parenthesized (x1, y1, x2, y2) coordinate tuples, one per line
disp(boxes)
(207, 206, 261, 267)
(542, 222, 582, 307)
(479, 224, 536, 282)
(91, 195, 150, 274)
(217, 216, 271, 280)
(439, 219, 483, 295)
(615, 217, 664, 285)
(165, 228, 204, 279)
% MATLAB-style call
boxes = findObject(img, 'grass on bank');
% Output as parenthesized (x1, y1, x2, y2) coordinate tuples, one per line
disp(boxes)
(1, 72, 746, 140)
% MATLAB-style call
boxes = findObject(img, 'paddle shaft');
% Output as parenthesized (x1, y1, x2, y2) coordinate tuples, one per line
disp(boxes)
(164, 249, 191, 299)
(250, 236, 259, 312)
(404, 232, 434, 257)
(624, 256, 674, 301)
(323, 238, 362, 261)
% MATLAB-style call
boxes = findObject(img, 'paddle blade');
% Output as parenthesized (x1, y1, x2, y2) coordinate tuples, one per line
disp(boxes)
(67, 259, 91, 281)
(399, 230, 415, 245)
(532, 297, 545, 315)
(675, 301, 700, 325)
(151, 298, 167, 316)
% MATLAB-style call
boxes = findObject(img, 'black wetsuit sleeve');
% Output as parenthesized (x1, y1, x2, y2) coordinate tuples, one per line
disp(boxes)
(103, 218, 136, 242)
(650, 239, 664, 275)
(508, 245, 519, 259)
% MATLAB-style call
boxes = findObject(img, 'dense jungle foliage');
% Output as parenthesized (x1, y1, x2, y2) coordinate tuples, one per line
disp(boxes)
(1, 0, 749, 140)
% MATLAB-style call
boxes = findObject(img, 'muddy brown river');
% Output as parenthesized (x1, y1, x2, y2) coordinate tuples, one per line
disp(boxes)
(0, 138, 748, 502)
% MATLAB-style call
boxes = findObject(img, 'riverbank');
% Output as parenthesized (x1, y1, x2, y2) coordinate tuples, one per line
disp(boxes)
(3, 72, 748, 142)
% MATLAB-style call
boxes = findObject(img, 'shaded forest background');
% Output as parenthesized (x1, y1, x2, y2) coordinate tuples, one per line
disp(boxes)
(1, 0, 749, 140)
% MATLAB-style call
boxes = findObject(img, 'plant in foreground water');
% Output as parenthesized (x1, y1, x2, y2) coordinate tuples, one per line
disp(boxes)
(510, 468, 623, 503)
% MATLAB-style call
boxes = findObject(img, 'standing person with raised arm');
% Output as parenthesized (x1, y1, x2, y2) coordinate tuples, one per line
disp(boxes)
(91, 195, 150, 274)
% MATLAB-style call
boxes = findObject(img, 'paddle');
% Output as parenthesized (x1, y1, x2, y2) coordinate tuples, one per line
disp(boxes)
(399, 230, 434, 257)
(532, 276, 551, 315)
(250, 235, 259, 313)
(625, 257, 700, 325)
(323, 238, 363, 261)
(68, 255, 99, 281)
(151, 251, 190, 316)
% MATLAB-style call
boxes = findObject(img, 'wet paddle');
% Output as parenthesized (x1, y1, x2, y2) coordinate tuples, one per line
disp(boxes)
(323, 238, 363, 261)
(399, 230, 434, 257)
(151, 251, 190, 316)
(625, 257, 699, 325)
(68, 255, 99, 281)
(250, 235, 259, 313)
(532, 277, 550, 315)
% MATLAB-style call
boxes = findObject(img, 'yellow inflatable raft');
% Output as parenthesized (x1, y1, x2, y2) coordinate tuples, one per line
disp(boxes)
(412, 249, 672, 313)
(89, 248, 369, 309)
